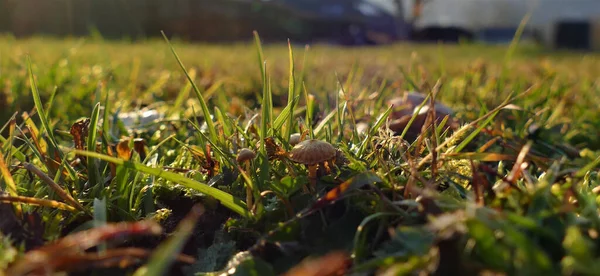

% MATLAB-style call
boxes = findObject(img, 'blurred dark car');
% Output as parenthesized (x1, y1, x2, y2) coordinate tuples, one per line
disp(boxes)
(275, 0, 410, 45)
(155, 0, 409, 45)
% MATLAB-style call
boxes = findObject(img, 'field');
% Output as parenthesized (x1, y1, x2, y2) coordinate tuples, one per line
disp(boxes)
(1, 34, 600, 275)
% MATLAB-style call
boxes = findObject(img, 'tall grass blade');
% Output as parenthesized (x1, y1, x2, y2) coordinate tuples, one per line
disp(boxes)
(74, 150, 250, 218)
(285, 40, 296, 141)
(253, 31, 266, 81)
(27, 57, 62, 159)
(0, 151, 22, 215)
(161, 31, 218, 144)
(87, 102, 101, 190)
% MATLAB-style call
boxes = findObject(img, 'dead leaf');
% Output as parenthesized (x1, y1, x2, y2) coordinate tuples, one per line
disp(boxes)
(282, 251, 350, 276)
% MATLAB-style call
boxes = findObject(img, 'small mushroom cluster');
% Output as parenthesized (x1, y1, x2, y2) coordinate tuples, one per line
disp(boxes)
(241, 134, 344, 196)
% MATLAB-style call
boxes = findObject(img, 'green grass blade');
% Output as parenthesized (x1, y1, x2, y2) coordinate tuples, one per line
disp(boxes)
(87, 102, 101, 190)
(161, 31, 218, 144)
(0, 151, 21, 215)
(45, 86, 58, 121)
(102, 90, 111, 140)
(284, 40, 296, 141)
(314, 108, 338, 136)
(273, 95, 300, 132)
(399, 94, 430, 140)
(302, 83, 314, 139)
(453, 110, 499, 153)
(27, 56, 62, 159)
(253, 31, 266, 82)
(74, 150, 250, 218)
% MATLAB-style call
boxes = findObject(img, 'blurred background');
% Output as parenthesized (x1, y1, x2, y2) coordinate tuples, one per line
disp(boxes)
(1, 0, 600, 49)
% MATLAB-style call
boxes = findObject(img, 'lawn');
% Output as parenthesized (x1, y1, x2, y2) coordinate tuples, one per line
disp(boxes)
(1, 34, 600, 275)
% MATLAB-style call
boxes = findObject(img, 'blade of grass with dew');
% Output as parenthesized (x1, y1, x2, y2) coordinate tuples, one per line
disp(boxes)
(0, 151, 22, 216)
(133, 204, 204, 276)
(27, 56, 62, 160)
(161, 31, 218, 144)
(284, 39, 296, 141)
(74, 150, 250, 218)
(88, 102, 102, 193)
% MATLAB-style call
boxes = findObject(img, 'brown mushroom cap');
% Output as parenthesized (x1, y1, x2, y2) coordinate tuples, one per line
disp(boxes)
(236, 148, 256, 163)
(289, 139, 336, 165)
(289, 133, 302, 146)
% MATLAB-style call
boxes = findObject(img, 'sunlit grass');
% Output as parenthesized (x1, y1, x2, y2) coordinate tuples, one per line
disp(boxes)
(1, 34, 600, 275)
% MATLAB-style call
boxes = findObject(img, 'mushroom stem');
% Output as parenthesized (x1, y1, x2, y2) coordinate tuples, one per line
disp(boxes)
(307, 164, 318, 194)
(243, 162, 253, 211)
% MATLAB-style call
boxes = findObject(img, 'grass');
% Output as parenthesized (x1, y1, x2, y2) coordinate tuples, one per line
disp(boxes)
(1, 33, 600, 275)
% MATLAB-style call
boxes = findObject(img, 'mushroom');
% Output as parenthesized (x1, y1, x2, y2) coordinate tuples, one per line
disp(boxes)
(289, 133, 302, 147)
(236, 148, 256, 210)
(288, 139, 337, 193)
